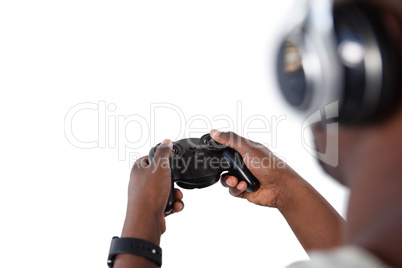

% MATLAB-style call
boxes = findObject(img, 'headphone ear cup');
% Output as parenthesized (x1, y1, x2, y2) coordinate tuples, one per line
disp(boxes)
(367, 11, 400, 121)
(333, 7, 366, 123)
(333, 4, 399, 124)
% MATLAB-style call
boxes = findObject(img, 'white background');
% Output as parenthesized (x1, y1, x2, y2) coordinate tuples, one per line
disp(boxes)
(0, 1, 348, 267)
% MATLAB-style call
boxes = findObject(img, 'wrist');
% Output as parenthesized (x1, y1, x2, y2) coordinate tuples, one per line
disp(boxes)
(275, 171, 306, 213)
(122, 209, 162, 245)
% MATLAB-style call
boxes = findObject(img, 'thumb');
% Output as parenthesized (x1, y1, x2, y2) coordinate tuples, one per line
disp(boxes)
(210, 130, 253, 156)
(151, 139, 173, 173)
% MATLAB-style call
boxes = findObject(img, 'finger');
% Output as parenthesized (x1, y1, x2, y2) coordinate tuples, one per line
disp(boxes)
(174, 188, 183, 200)
(165, 200, 184, 216)
(151, 139, 173, 170)
(229, 181, 247, 198)
(210, 130, 253, 155)
(220, 174, 239, 188)
(165, 189, 183, 217)
(172, 200, 184, 213)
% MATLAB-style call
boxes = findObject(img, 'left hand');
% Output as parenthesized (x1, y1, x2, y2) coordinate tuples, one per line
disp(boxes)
(121, 139, 184, 244)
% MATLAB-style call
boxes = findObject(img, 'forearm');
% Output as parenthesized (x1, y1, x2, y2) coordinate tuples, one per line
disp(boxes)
(114, 210, 162, 268)
(277, 175, 345, 252)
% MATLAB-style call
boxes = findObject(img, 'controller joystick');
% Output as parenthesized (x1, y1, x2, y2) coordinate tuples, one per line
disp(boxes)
(148, 134, 260, 213)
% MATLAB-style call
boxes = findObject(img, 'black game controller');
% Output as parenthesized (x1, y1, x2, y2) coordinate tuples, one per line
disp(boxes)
(149, 134, 260, 213)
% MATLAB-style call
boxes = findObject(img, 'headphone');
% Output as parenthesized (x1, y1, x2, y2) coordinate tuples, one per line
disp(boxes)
(276, 0, 400, 124)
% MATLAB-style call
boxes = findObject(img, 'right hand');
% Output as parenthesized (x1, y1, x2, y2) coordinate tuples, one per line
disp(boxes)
(210, 129, 302, 208)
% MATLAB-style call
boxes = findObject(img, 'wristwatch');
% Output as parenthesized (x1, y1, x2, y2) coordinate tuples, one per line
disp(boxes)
(107, 236, 162, 267)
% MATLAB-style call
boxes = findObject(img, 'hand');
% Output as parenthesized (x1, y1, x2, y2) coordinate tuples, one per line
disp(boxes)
(210, 130, 345, 252)
(211, 130, 302, 208)
(121, 139, 184, 244)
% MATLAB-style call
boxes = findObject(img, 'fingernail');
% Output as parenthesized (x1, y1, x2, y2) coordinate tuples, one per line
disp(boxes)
(161, 139, 173, 148)
(210, 129, 221, 138)
(161, 139, 170, 144)
(179, 202, 184, 211)
(226, 178, 234, 187)
(237, 183, 244, 190)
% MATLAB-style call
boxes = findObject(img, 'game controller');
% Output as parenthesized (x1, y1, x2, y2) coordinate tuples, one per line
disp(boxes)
(148, 134, 260, 213)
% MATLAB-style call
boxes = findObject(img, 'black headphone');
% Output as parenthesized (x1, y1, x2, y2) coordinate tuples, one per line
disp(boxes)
(276, 1, 400, 124)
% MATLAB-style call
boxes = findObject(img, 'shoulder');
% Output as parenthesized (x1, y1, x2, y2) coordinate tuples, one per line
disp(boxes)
(287, 246, 389, 268)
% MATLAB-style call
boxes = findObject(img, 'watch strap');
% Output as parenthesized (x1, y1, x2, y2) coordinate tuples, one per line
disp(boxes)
(107, 236, 162, 267)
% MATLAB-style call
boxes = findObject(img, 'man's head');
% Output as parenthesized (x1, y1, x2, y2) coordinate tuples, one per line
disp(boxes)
(312, 0, 402, 185)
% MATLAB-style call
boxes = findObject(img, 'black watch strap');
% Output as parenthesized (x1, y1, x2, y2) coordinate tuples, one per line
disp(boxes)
(107, 236, 162, 267)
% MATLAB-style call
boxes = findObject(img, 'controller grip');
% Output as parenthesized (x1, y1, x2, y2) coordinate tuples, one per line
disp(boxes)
(165, 175, 174, 214)
(223, 149, 260, 192)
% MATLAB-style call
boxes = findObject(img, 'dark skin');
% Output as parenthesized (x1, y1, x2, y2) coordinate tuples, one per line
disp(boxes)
(114, 140, 185, 268)
(211, 130, 345, 251)
(311, 106, 402, 267)
(116, 124, 402, 267)
(313, 0, 402, 265)
(115, 0, 402, 267)
(115, 130, 346, 268)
